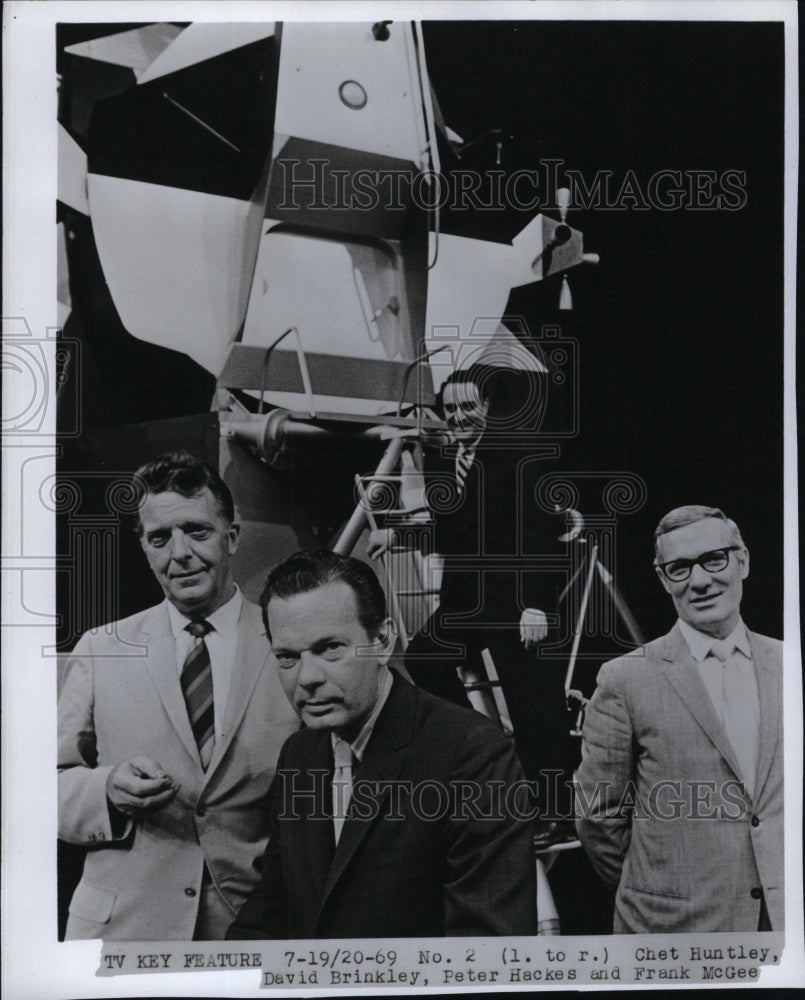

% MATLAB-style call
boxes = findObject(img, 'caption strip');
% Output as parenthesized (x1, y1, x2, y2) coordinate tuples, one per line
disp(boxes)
(99, 933, 782, 986)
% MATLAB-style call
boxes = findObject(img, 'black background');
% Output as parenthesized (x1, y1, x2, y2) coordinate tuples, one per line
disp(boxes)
(424, 19, 785, 644)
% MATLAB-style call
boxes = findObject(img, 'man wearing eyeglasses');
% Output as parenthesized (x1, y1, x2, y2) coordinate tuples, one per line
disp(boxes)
(575, 505, 783, 933)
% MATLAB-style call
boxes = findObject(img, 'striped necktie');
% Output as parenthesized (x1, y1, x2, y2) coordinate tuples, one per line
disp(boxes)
(455, 443, 475, 493)
(182, 619, 215, 770)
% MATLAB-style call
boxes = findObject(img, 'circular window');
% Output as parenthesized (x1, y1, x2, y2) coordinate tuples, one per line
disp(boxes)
(338, 80, 368, 110)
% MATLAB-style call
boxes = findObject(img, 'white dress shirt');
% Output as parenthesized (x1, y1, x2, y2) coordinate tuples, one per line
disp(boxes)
(330, 667, 394, 842)
(167, 586, 243, 742)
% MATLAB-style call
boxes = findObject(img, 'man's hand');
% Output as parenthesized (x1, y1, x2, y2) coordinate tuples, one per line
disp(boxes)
(367, 528, 396, 560)
(106, 756, 179, 817)
(519, 608, 549, 649)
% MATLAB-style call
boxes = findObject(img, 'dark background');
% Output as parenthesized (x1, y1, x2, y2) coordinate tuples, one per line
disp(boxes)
(423, 20, 785, 646)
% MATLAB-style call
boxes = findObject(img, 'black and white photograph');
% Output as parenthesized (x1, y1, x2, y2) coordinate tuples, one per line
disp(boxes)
(2, 0, 801, 995)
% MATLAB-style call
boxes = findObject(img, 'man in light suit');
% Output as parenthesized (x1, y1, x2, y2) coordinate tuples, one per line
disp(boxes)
(228, 548, 537, 939)
(575, 505, 783, 932)
(58, 451, 299, 940)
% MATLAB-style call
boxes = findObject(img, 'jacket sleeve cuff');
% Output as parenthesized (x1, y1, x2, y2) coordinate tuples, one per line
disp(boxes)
(59, 764, 133, 845)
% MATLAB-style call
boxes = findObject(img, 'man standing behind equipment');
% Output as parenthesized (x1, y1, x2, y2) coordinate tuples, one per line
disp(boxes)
(368, 367, 576, 807)
(58, 451, 299, 940)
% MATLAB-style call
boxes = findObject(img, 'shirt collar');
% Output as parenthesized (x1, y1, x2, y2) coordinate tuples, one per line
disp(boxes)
(331, 667, 393, 763)
(677, 617, 751, 662)
(167, 585, 242, 639)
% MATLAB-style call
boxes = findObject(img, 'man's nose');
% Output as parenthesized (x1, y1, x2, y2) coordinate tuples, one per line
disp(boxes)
(688, 562, 712, 587)
(168, 530, 192, 561)
(298, 652, 326, 688)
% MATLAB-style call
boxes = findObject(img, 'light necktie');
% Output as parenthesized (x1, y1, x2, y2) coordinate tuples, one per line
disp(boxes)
(182, 619, 215, 770)
(710, 639, 758, 797)
(332, 738, 355, 845)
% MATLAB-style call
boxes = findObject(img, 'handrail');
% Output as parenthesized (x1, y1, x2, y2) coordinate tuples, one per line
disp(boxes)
(258, 326, 316, 417)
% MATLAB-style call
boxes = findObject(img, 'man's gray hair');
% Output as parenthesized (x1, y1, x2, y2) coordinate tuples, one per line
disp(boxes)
(654, 505, 744, 561)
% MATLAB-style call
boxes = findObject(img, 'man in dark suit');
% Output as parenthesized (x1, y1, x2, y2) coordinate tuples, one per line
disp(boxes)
(368, 367, 576, 811)
(227, 548, 537, 939)
(58, 452, 299, 939)
(575, 505, 783, 932)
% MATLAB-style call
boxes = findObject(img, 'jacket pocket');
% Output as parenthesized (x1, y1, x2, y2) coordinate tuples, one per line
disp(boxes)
(69, 881, 117, 923)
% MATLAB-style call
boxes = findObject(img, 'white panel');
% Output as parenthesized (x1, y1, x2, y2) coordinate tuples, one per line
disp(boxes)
(57, 125, 88, 215)
(275, 22, 425, 164)
(510, 212, 546, 287)
(57, 221, 70, 311)
(87, 175, 251, 374)
(65, 23, 183, 77)
(423, 232, 514, 389)
(138, 23, 276, 84)
(242, 227, 405, 362)
(460, 323, 548, 373)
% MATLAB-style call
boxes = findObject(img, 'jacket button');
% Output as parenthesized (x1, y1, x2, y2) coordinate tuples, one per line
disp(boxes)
(750, 887, 762, 900)
(196, 806, 207, 817)
(751, 815, 760, 827)
(185, 887, 197, 897)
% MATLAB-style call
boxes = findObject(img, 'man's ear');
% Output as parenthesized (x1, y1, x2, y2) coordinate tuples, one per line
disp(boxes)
(737, 546, 750, 580)
(227, 519, 241, 555)
(376, 618, 398, 665)
(655, 565, 672, 594)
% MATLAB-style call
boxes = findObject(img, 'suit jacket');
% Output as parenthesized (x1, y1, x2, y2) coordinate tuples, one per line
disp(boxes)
(228, 674, 537, 938)
(58, 598, 299, 940)
(425, 443, 562, 627)
(575, 624, 783, 933)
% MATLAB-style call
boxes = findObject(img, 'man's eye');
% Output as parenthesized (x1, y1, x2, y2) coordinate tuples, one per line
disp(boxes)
(320, 642, 344, 659)
(275, 654, 298, 669)
(190, 529, 210, 539)
(148, 536, 168, 547)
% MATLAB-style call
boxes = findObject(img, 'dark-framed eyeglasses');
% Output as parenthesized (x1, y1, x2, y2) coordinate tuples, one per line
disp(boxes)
(656, 546, 740, 582)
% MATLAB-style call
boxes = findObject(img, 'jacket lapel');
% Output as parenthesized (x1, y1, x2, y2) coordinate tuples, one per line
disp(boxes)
(140, 603, 201, 767)
(296, 732, 337, 903)
(204, 601, 269, 781)
(750, 631, 781, 800)
(660, 625, 748, 789)
(318, 676, 415, 913)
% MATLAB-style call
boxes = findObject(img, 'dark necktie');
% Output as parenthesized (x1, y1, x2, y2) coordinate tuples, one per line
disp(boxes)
(182, 619, 215, 769)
